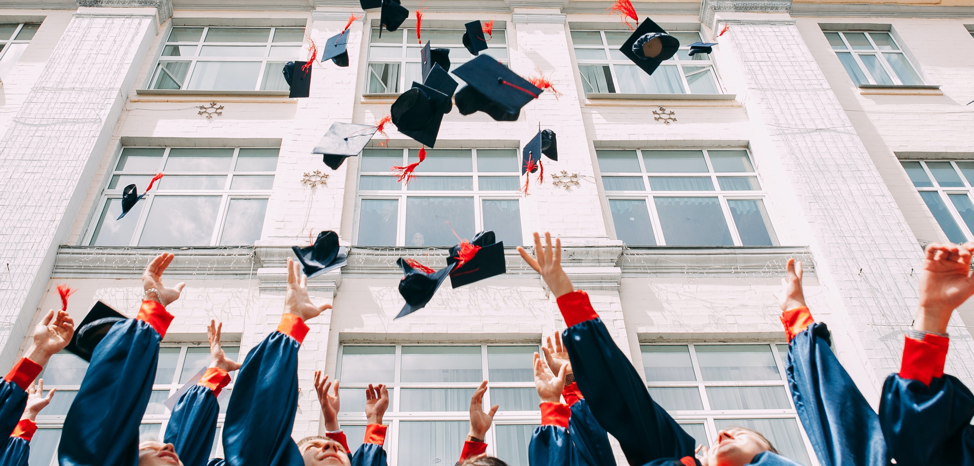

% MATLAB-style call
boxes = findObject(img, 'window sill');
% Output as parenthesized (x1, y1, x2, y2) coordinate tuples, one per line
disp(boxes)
(361, 93, 400, 104)
(135, 89, 291, 97)
(584, 93, 739, 107)
(586, 93, 736, 101)
(858, 84, 942, 96)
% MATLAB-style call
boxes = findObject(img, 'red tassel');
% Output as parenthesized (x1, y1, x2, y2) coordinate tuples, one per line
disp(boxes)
(302, 38, 317, 72)
(343, 13, 361, 33)
(56, 284, 74, 312)
(499, 79, 539, 99)
(405, 258, 436, 274)
(521, 159, 544, 196)
(392, 146, 426, 184)
(527, 73, 560, 99)
(375, 115, 392, 136)
(538, 159, 544, 184)
(145, 173, 164, 193)
(482, 20, 494, 39)
(606, 0, 638, 30)
(454, 241, 481, 268)
(715, 24, 729, 39)
(415, 10, 424, 44)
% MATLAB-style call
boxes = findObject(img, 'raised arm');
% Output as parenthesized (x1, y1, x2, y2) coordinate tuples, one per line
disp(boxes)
(351, 383, 390, 466)
(457, 381, 498, 464)
(528, 352, 572, 466)
(0, 379, 56, 466)
(316, 371, 351, 453)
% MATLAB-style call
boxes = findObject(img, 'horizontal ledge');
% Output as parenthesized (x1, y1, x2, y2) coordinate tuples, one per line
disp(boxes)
(585, 93, 737, 101)
(858, 84, 942, 96)
(135, 89, 292, 97)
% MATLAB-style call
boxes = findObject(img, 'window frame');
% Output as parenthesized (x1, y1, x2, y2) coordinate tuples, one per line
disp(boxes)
(0, 22, 40, 79)
(901, 159, 974, 242)
(824, 30, 923, 86)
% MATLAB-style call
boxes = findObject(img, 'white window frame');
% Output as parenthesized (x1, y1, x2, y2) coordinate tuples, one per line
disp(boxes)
(824, 30, 923, 86)
(0, 22, 40, 79)
(902, 160, 974, 242)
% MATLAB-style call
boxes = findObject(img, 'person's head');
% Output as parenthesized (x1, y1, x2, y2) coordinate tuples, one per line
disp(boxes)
(704, 427, 778, 466)
(411, 232, 425, 246)
(297, 436, 351, 466)
(459, 456, 508, 466)
(138, 441, 183, 466)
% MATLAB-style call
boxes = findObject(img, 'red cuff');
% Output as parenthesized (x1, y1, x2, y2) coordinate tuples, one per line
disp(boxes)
(540, 402, 571, 428)
(460, 440, 488, 461)
(364, 424, 387, 446)
(680, 457, 698, 466)
(198, 367, 231, 397)
(900, 333, 950, 386)
(563, 382, 583, 407)
(136, 300, 174, 339)
(4, 358, 42, 391)
(11, 419, 35, 442)
(556, 291, 599, 327)
(277, 313, 310, 345)
(325, 431, 351, 455)
(780, 306, 814, 343)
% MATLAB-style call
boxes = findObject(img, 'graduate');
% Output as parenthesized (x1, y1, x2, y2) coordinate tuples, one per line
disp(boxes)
(878, 242, 974, 465)
(456, 381, 502, 465)
(310, 369, 391, 466)
(1, 379, 58, 466)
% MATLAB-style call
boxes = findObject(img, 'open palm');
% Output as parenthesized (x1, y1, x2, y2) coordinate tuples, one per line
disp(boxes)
(286, 258, 331, 321)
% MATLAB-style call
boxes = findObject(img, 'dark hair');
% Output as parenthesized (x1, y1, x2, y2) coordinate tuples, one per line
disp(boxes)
(458, 456, 509, 466)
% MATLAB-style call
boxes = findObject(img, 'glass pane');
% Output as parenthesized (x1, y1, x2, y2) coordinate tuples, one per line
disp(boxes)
(843, 32, 873, 50)
(145, 390, 170, 415)
(718, 177, 760, 191)
(169, 27, 204, 42)
(641, 345, 695, 381)
(369, 46, 403, 60)
(204, 28, 270, 43)
(109, 175, 153, 190)
(836, 52, 868, 86)
(273, 28, 306, 43)
(368, 63, 400, 93)
(649, 177, 714, 191)
(220, 199, 267, 245)
(574, 48, 607, 60)
(859, 54, 893, 85)
(29, 429, 61, 466)
(958, 162, 974, 186)
(901, 161, 933, 187)
(920, 191, 968, 243)
(869, 32, 899, 50)
(338, 388, 367, 413)
(409, 149, 472, 172)
(343, 425, 367, 455)
(570, 31, 604, 45)
(643, 150, 708, 173)
(44, 390, 77, 415)
(404, 197, 475, 246)
(884, 53, 922, 85)
(824, 32, 845, 49)
(358, 199, 398, 246)
(370, 28, 403, 44)
(578, 65, 614, 93)
(360, 176, 400, 190)
(482, 200, 522, 246)
(152, 61, 191, 89)
(0, 24, 18, 40)
(401, 389, 475, 411)
(138, 196, 221, 246)
(479, 177, 520, 190)
(91, 198, 142, 246)
(604, 32, 630, 46)
(199, 45, 266, 57)
(269, 46, 302, 58)
(671, 32, 702, 45)
(707, 386, 791, 410)
(230, 175, 274, 190)
(398, 421, 465, 465)
(647, 387, 703, 411)
(488, 346, 535, 382)
(949, 194, 974, 237)
(616, 64, 685, 94)
(261, 61, 289, 91)
(603, 176, 645, 191)
(159, 175, 227, 190)
(117, 148, 165, 171)
(679, 423, 708, 450)
(597, 150, 641, 172)
(401, 346, 481, 383)
(685, 66, 718, 94)
(163, 45, 197, 57)
(609, 199, 656, 246)
(41, 352, 88, 385)
(187, 61, 262, 91)
(695, 345, 780, 381)
(477, 149, 518, 172)
(140, 424, 162, 442)
(728, 199, 777, 246)
(495, 425, 536, 466)
(407, 176, 474, 191)
(340, 346, 395, 383)
(710, 151, 754, 173)
(235, 149, 279, 171)
(165, 148, 234, 172)
(362, 149, 403, 172)
(155, 347, 181, 384)
(714, 419, 812, 466)
(927, 162, 965, 187)
(491, 388, 539, 411)
(654, 197, 733, 246)
(481, 47, 509, 61)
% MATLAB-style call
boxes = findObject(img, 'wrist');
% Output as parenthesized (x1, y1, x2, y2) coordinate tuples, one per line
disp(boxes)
(144, 287, 165, 306)
(540, 394, 561, 403)
(23, 411, 38, 422)
(564, 373, 574, 385)
(915, 306, 951, 335)
(368, 415, 383, 425)
(23, 346, 51, 369)
(325, 419, 340, 431)
(466, 434, 484, 443)
(468, 428, 487, 440)
(782, 298, 806, 312)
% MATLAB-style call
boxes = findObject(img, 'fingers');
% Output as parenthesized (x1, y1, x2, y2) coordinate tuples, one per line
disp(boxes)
(538, 351, 553, 376)
(287, 258, 296, 286)
(517, 247, 542, 273)
(37, 379, 43, 394)
(318, 303, 333, 312)
(556, 363, 568, 384)
(146, 253, 166, 276)
(555, 332, 564, 353)
(925, 243, 940, 261)
(378, 384, 388, 399)
(40, 309, 54, 326)
(487, 404, 499, 419)
(45, 387, 56, 402)
(333, 379, 340, 396)
(786, 258, 795, 277)
(533, 233, 546, 269)
(366, 383, 375, 401)
(533, 352, 542, 379)
(216, 322, 223, 342)
(544, 232, 553, 267)
(174, 283, 186, 294)
(554, 238, 562, 267)
(301, 273, 308, 288)
(313, 370, 323, 391)
(472, 380, 487, 405)
(796, 261, 803, 281)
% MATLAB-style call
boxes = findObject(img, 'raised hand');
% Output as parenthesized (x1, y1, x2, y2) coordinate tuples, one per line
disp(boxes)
(314, 371, 341, 431)
(26, 309, 75, 367)
(776, 258, 807, 312)
(542, 332, 572, 384)
(468, 381, 499, 441)
(23, 379, 55, 421)
(207, 320, 241, 372)
(915, 243, 974, 334)
(517, 232, 574, 298)
(534, 352, 567, 404)
(286, 258, 332, 321)
(365, 383, 389, 425)
(142, 253, 186, 307)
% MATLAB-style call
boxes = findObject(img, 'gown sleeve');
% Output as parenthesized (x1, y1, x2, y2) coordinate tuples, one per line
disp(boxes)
(219, 313, 308, 466)
(0, 358, 41, 450)
(58, 300, 174, 466)
(557, 291, 697, 466)
(781, 307, 889, 466)
(350, 424, 389, 466)
(0, 419, 36, 466)
(457, 439, 488, 464)
(564, 383, 618, 466)
(528, 402, 573, 466)
(164, 367, 232, 466)
(879, 331, 974, 465)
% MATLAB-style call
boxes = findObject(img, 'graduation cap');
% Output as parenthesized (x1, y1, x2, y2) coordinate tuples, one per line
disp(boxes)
(688, 41, 717, 56)
(360, 0, 381, 9)
(396, 258, 456, 319)
(292, 231, 348, 278)
(391, 83, 449, 148)
(620, 18, 680, 77)
(118, 174, 163, 220)
(540, 129, 557, 161)
(283, 61, 312, 98)
(462, 20, 489, 56)
(322, 31, 350, 67)
(380, 0, 409, 34)
(313, 122, 383, 170)
(523, 130, 543, 175)
(453, 54, 542, 122)
(421, 41, 451, 79)
(65, 301, 127, 362)
(424, 64, 458, 112)
(447, 230, 506, 288)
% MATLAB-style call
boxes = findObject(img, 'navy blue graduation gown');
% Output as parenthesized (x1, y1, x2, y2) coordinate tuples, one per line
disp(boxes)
(0, 420, 36, 466)
(563, 383, 617, 466)
(164, 367, 230, 466)
(0, 358, 42, 451)
(325, 425, 390, 466)
(59, 300, 174, 466)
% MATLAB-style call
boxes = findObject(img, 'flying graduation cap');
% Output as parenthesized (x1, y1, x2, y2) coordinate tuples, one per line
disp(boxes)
(283, 58, 313, 98)
(521, 130, 547, 195)
(541, 129, 557, 161)
(688, 41, 717, 56)
(292, 230, 348, 278)
(118, 174, 163, 220)
(396, 258, 456, 319)
(421, 41, 451, 79)
(454, 54, 543, 122)
(380, 0, 409, 35)
(322, 14, 360, 67)
(391, 83, 450, 148)
(447, 230, 506, 288)
(360, 0, 380, 9)
(65, 301, 127, 362)
(462, 20, 490, 56)
(313, 119, 390, 170)
(620, 18, 680, 77)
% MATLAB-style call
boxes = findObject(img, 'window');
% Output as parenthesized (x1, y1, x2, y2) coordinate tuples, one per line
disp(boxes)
(0, 23, 40, 79)
(900, 160, 974, 243)
(88, 147, 278, 247)
(571, 29, 720, 95)
(824, 31, 922, 86)
(148, 26, 305, 91)
(598, 149, 777, 246)
(356, 148, 523, 246)
(32, 344, 239, 466)
(641, 344, 813, 465)
(338, 345, 539, 466)
(366, 26, 508, 94)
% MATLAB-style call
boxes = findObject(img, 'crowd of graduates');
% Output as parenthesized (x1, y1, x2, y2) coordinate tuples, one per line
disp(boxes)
(1, 234, 973, 466)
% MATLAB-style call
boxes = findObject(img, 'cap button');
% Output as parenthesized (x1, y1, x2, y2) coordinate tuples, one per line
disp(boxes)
(497, 77, 504, 84)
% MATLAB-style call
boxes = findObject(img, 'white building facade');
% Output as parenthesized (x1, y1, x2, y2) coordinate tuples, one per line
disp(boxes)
(1, 0, 974, 464)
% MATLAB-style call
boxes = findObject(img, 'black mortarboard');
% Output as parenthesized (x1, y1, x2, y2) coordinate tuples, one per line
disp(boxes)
(462, 20, 489, 56)
(65, 301, 127, 362)
(313, 122, 379, 170)
(620, 18, 680, 77)
(391, 84, 448, 147)
(688, 41, 717, 56)
(292, 231, 348, 278)
(360, 0, 381, 9)
(282, 61, 312, 98)
(522, 130, 543, 175)
(396, 259, 456, 318)
(421, 41, 451, 79)
(117, 173, 163, 220)
(453, 55, 542, 122)
(380, 0, 409, 33)
(322, 30, 350, 67)
(423, 64, 458, 112)
(541, 129, 557, 161)
(447, 231, 506, 288)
